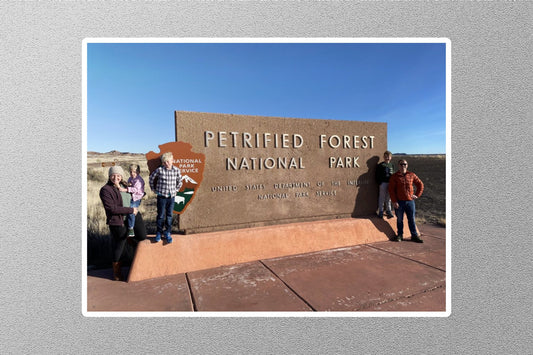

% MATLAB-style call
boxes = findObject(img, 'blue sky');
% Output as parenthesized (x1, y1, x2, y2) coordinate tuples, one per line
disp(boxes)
(86, 40, 447, 154)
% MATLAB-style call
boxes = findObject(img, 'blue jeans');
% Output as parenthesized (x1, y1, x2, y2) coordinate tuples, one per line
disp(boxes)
(127, 199, 141, 229)
(156, 195, 175, 234)
(395, 200, 418, 236)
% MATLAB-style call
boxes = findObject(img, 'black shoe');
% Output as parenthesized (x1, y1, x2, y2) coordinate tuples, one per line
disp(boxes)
(378, 212, 383, 218)
(386, 212, 394, 219)
(394, 234, 403, 242)
(411, 235, 423, 243)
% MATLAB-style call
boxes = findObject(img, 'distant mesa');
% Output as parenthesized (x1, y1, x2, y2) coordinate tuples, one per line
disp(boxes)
(106, 150, 136, 155)
(393, 153, 446, 158)
(87, 150, 144, 156)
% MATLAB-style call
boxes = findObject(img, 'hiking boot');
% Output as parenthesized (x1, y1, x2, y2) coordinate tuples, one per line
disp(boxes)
(411, 235, 424, 243)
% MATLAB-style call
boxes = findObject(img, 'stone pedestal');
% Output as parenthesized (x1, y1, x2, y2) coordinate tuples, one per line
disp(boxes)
(127, 216, 413, 282)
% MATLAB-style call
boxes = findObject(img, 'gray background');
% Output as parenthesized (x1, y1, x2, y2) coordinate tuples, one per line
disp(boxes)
(1, 1, 530, 354)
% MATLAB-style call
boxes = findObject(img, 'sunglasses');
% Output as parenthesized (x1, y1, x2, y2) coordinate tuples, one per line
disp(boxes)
(399, 163, 407, 166)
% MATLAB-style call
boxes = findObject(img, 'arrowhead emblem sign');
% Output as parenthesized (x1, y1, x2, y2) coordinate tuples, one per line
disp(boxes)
(146, 141, 205, 215)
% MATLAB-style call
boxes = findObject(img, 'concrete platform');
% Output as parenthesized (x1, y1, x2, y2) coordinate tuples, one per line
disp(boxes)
(127, 216, 413, 282)
(86, 224, 446, 313)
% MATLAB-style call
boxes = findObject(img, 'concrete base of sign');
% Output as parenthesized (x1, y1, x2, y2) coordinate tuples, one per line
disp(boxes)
(127, 216, 416, 282)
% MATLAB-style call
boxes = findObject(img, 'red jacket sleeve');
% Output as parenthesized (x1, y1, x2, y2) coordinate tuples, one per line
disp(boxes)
(413, 174, 424, 198)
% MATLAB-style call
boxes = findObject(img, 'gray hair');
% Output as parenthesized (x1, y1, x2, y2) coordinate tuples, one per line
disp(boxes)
(161, 152, 174, 163)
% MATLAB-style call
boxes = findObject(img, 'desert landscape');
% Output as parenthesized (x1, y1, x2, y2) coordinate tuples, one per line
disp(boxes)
(86, 151, 446, 269)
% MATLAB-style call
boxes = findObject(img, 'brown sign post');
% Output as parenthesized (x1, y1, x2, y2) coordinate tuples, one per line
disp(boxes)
(146, 142, 206, 215)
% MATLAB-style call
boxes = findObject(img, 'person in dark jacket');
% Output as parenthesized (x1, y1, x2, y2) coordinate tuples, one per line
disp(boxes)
(99, 165, 146, 281)
(375, 150, 395, 218)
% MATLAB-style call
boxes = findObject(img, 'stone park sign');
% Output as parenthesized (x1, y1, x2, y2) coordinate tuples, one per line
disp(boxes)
(161, 111, 387, 234)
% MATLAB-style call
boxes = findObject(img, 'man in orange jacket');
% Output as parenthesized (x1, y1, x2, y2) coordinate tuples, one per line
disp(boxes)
(388, 159, 424, 243)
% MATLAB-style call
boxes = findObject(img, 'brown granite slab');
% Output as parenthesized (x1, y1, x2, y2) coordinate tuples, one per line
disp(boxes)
(262, 244, 445, 311)
(366, 284, 446, 312)
(87, 268, 193, 312)
(187, 261, 312, 312)
(369, 230, 446, 271)
(87, 225, 447, 313)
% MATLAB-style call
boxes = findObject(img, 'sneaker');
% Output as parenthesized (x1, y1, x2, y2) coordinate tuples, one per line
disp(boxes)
(155, 232, 161, 242)
(165, 231, 173, 244)
(411, 235, 424, 243)
(128, 228, 135, 237)
(394, 234, 403, 242)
